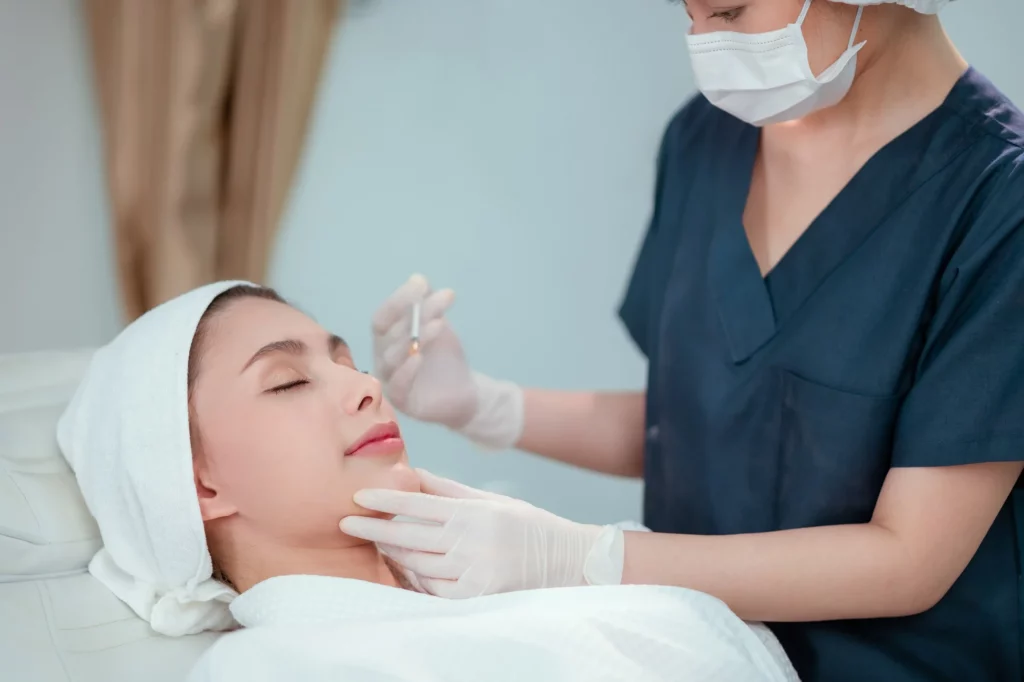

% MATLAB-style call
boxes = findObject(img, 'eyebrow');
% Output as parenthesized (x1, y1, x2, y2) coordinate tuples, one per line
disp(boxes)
(241, 334, 348, 373)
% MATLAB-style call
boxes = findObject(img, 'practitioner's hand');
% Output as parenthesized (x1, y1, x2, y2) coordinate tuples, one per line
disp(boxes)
(372, 275, 524, 449)
(339, 469, 624, 598)
(372, 274, 477, 429)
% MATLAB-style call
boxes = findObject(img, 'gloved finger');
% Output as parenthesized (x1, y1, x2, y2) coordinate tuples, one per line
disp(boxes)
(385, 352, 423, 401)
(379, 317, 441, 374)
(378, 546, 464, 581)
(416, 318, 446, 349)
(417, 577, 472, 599)
(422, 288, 455, 322)
(353, 489, 459, 523)
(376, 299, 453, 378)
(377, 288, 456, 350)
(415, 469, 494, 500)
(380, 318, 445, 394)
(375, 336, 410, 383)
(381, 319, 447, 374)
(396, 566, 429, 593)
(339, 516, 448, 552)
(378, 548, 430, 592)
(380, 339, 408, 378)
(371, 274, 431, 335)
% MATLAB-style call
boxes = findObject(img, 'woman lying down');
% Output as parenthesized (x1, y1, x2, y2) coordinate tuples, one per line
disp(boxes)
(57, 281, 798, 682)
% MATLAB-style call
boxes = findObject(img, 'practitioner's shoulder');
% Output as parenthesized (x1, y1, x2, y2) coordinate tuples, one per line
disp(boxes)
(660, 92, 747, 164)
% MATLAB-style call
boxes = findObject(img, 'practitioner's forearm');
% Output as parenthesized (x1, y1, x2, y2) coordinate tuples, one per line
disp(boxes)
(622, 461, 1023, 623)
(622, 524, 929, 622)
(516, 390, 646, 477)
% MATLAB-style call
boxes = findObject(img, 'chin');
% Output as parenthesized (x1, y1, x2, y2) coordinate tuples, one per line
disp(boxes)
(353, 461, 420, 499)
(341, 462, 420, 523)
(378, 459, 420, 494)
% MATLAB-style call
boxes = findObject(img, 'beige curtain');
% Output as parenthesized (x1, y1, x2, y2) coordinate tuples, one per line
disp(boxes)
(85, 0, 341, 321)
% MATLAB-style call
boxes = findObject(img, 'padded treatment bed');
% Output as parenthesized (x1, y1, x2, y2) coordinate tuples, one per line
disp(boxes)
(0, 350, 220, 682)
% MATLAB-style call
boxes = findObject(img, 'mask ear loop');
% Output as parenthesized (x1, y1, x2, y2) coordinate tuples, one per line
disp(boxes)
(848, 7, 865, 48)
(796, 0, 813, 26)
(797, 1, 864, 49)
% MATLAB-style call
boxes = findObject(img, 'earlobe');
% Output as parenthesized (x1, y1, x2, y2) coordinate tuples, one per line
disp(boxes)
(193, 463, 237, 521)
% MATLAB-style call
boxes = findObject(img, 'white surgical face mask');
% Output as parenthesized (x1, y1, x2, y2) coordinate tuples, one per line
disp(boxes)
(686, 0, 866, 127)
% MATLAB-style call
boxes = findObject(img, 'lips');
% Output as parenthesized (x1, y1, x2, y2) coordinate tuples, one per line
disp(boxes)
(345, 421, 403, 457)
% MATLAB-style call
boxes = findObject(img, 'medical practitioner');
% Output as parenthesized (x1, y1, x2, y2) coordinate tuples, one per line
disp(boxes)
(341, 1, 1024, 681)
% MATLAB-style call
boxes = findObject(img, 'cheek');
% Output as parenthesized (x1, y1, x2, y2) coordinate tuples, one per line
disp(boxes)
(199, 393, 421, 541)
(380, 398, 400, 422)
(387, 462, 421, 494)
(204, 401, 342, 508)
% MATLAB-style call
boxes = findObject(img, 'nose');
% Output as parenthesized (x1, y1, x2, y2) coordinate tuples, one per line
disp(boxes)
(342, 370, 383, 415)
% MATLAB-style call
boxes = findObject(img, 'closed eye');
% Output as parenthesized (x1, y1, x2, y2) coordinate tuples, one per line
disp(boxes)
(268, 379, 309, 394)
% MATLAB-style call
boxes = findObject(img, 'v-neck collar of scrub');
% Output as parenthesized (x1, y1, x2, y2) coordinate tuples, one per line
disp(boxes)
(709, 66, 983, 364)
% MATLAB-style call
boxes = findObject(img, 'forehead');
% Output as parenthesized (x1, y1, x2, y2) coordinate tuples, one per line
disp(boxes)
(202, 297, 325, 361)
(685, 0, 789, 9)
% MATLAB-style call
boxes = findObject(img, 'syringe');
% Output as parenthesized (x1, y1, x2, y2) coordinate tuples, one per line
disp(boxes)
(409, 302, 421, 356)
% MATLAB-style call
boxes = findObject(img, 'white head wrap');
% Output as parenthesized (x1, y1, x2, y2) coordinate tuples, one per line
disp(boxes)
(57, 280, 255, 636)
(830, 0, 954, 13)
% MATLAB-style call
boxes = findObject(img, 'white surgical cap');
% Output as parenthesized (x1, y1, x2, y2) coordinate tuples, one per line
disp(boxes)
(58, 280, 254, 636)
(831, 0, 955, 12)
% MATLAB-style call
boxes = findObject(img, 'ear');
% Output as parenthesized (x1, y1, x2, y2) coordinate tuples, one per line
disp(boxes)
(194, 460, 238, 522)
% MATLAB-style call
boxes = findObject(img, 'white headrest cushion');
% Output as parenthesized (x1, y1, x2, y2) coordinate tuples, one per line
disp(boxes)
(0, 350, 101, 580)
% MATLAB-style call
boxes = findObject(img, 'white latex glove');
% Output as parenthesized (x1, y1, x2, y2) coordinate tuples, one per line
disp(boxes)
(372, 274, 524, 449)
(339, 470, 625, 598)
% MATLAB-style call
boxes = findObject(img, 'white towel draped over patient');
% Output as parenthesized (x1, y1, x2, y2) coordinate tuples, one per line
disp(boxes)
(187, 575, 800, 682)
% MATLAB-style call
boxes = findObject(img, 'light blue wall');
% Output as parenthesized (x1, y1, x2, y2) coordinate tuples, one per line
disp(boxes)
(944, 2, 1024, 102)
(0, 0, 120, 354)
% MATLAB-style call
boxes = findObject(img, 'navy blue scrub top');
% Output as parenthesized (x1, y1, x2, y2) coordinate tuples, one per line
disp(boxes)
(619, 67, 1024, 682)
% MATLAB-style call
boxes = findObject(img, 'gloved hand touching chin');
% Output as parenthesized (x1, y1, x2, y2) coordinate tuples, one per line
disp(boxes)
(371, 274, 524, 450)
(339, 469, 625, 598)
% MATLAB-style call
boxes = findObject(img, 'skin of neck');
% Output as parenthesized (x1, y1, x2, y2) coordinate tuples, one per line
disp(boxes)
(767, 6, 969, 151)
(207, 521, 401, 594)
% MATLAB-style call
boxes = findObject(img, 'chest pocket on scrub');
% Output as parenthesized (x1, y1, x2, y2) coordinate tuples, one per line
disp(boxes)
(775, 369, 904, 530)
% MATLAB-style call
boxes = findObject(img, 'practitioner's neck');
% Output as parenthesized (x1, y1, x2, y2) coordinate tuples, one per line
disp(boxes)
(765, 10, 966, 152)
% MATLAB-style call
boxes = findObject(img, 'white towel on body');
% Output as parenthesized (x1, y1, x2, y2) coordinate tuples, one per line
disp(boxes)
(186, 575, 800, 682)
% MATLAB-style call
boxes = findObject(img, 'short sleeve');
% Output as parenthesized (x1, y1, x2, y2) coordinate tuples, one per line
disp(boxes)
(893, 165, 1024, 468)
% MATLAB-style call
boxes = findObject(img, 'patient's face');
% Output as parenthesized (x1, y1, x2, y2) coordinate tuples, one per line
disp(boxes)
(190, 296, 419, 548)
